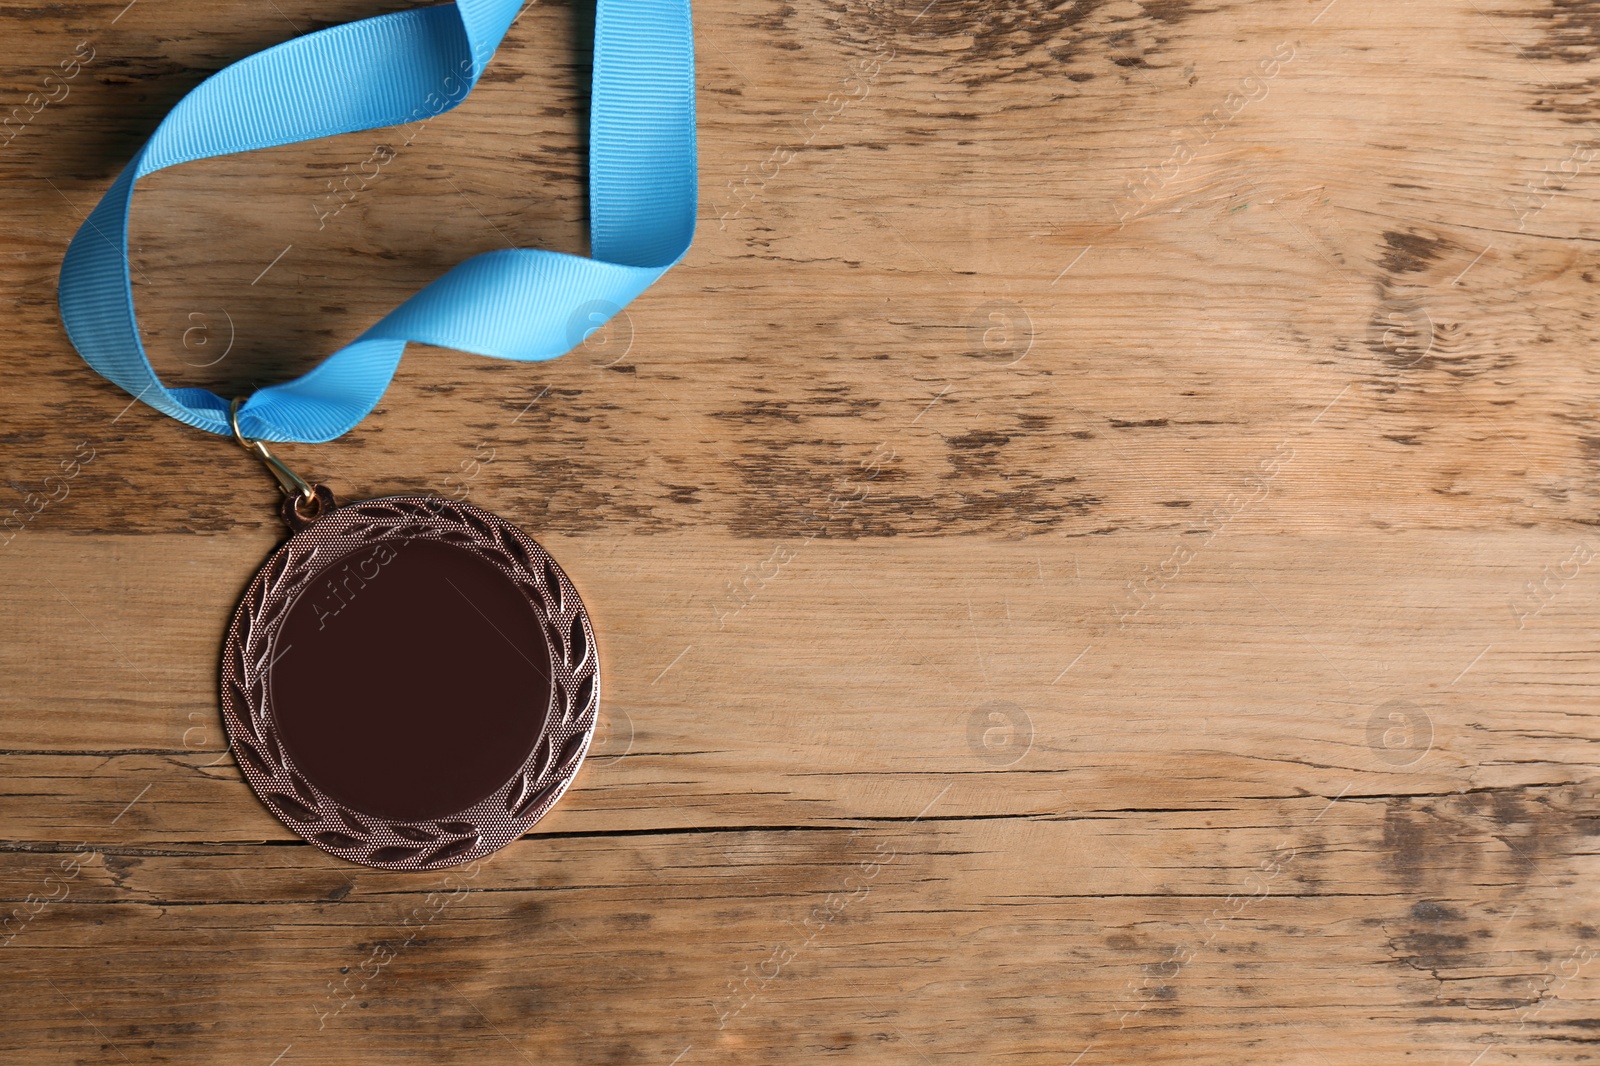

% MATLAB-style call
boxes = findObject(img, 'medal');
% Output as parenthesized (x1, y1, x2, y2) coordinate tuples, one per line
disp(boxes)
(221, 404, 601, 869)
(55, 0, 696, 867)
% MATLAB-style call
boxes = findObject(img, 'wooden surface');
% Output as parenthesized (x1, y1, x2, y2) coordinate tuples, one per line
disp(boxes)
(4, 0, 1600, 1061)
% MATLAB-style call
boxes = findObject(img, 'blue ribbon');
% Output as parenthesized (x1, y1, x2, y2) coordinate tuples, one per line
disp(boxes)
(58, 0, 695, 443)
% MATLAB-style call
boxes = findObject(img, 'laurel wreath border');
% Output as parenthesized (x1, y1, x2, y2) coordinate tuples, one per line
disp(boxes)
(219, 495, 599, 870)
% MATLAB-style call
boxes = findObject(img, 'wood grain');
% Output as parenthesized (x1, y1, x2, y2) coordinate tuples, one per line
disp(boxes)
(4, 0, 1600, 1061)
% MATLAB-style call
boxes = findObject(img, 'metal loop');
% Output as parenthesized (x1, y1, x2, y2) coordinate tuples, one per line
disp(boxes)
(230, 397, 316, 503)
(281, 483, 337, 532)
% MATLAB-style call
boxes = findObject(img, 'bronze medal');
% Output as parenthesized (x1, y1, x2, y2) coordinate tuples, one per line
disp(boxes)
(220, 482, 598, 870)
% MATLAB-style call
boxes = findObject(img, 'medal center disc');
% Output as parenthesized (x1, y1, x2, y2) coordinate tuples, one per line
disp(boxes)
(268, 537, 552, 823)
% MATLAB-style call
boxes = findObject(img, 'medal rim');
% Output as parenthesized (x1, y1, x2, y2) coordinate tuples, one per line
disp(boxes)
(219, 494, 600, 871)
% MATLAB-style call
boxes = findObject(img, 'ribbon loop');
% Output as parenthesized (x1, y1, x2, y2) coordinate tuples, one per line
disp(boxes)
(58, 0, 696, 443)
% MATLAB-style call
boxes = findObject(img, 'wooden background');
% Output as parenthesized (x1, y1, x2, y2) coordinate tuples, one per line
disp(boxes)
(3, 0, 1600, 1061)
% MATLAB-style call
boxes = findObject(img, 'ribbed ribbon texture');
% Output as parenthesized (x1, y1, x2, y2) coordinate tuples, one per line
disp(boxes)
(58, 0, 696, 442)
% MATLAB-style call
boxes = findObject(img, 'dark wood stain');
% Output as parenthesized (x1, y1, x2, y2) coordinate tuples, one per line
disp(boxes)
(1377, 230, 1454, 276)
(798, 0, 1215, 88)
(1517, 0, 1600, 63)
